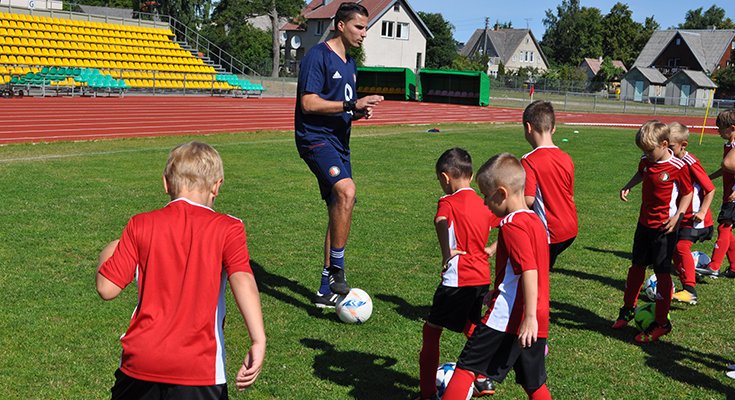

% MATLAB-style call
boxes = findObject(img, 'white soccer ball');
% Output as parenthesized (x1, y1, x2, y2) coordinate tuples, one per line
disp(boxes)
(335, 288, 373, 324)
(643, 273, 675, 302)
(435, 362, 473, 399)
(692, 251, 711, 269)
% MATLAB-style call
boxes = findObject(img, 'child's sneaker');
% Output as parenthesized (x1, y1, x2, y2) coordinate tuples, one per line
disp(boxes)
(634, 321, 672, 343)
(473, 377, 496, 397)
(721, 269, 735, 279)
(328, 267, 350, 295)
(313, 291, 339, 308)
(695, 264, 719, 278)
(612, 306, 635, 329)
(672, 289, 697, 305)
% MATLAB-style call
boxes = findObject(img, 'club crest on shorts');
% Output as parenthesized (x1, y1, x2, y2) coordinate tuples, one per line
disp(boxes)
(659, 172, 670, 182)
(329, 166, 341, 177)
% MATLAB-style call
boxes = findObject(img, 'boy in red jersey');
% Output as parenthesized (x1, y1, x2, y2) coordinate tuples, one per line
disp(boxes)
(698, 109, 735, 278)
(667, 122, 715, 305)
(441, 153, 552, 400)
(521, 101, 577, 270)
(96, 142, 266, 399)
(614, 121, 693, 343)
(417, 148, 500, 400)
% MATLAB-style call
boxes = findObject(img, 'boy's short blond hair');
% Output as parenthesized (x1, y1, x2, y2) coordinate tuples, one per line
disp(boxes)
(476, 153, 525, 195)
(668, 122, 689, 143)
(716, 109, 735, 129)
(164, 141, 224, 198)
(635, 120, 669, 150)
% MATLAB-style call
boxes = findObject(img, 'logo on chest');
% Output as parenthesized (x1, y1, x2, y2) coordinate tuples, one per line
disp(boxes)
(659, 172, 670, 182)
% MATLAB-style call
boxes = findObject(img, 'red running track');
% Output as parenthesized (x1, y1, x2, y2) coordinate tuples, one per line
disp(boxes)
(0, 96, 719, 144)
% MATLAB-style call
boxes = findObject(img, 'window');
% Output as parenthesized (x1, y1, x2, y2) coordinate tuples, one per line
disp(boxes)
(732, 41, 735, 50)
(381, 21, 394, 37)
(315, 20, 324, 35)
(530, 51, 534, 63)
(676, 38, 681, 45)
(396, 22, 409, 40)
(393, 3, 400, 12)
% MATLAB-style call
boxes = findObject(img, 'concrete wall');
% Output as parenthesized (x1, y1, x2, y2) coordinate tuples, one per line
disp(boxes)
(504, 32, 548, 72)
(621, 69, 664, 101)
(664, 74, 712, 107)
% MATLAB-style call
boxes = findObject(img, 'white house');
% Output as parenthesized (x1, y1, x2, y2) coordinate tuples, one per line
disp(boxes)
(460, 28, 548, 77)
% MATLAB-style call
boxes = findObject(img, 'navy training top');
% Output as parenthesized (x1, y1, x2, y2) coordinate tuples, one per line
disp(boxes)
(294, 42, 357, 156)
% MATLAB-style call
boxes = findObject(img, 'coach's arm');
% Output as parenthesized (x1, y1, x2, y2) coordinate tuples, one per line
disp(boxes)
(96, 240, 124, 300)
(300, 93, 383, 118)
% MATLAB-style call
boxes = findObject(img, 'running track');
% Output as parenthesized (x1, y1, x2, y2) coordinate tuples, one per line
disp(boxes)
(0, 96, 719, 144)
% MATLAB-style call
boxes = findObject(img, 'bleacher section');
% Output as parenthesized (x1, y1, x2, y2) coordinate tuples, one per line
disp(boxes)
(0, 11, 264, 96)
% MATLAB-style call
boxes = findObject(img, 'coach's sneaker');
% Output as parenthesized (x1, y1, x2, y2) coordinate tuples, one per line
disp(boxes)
(695, 264, 719, 278)
(634, 321, 672, 343)
(473, 377, 496, 397)
(611, 306, 635, 329)
(672, 289, 697, 305)
(313, 291, 339, 308)
(328, 267, 350, 295)
(721, 269, 735, 279)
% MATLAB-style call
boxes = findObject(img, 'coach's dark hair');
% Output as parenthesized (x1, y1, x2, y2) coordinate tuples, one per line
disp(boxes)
(334, 2, 369, 28)
(523, 100, 555, 133)
(436, 148, 473, 179)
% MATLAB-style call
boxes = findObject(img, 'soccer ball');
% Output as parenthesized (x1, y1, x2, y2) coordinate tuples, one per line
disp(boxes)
(642, 273, 675, 302)
(692, 251, 711, 269)
(634, 302, 670, 331)
(435, 362, 473, 399)
(335, 288, 373, 324)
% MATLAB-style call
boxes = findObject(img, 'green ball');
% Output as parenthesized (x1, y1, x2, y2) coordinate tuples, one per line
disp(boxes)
(634, 302, 670, 331)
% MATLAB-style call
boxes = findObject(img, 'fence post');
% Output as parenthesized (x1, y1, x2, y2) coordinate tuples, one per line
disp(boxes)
(623, 97, 627, 113)
(593, 95, 597, 112)
(564, 92, 568, 111)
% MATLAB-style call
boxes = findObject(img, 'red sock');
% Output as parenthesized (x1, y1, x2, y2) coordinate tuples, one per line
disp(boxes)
(673, 240, 695, 289)
(654, 272, 672, 325)
(710, 223, 732, 270)
(623, 264, 646, 308)
(525, 383, 552, 400)
(419, 323, 442, 398)
(463, 320, 476, 338)
(441, 366, 475, 400)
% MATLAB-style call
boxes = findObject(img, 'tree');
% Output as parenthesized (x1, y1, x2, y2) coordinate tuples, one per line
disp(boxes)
(600, 3, 639, 67)
(679, 5, 735, 29)
(417, 12, 459, 69)
(541, 0, 604, 67)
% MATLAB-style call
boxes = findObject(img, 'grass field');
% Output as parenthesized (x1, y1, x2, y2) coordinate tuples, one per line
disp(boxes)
(1, 123, 735, 399)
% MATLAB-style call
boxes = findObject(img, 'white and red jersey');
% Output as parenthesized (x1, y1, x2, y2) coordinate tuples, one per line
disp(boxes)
(98, 198, 253, 386)
(723, 142, 735, 203)
(638, 152, 693, 228)
(436, 187, 500, 287)
(680, 152, 714, 229)
(482, 210, 550, 338)
(521, 146, 578, 244)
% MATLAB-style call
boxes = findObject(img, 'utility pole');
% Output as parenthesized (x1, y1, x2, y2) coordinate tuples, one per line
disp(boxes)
(483, 17, 489, 55)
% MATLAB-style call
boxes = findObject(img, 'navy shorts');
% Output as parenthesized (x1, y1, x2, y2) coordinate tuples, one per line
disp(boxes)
(457, 324, 547, 392)
(678, 226, 713, 243)
(110, 369, 228, 400)
(632, 223, 677, 273)
(427, 285, 489, 332)
(301, 142, 353, 204)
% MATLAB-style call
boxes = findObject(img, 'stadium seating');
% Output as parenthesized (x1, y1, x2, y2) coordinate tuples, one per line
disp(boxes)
(0, 10, 263, 95)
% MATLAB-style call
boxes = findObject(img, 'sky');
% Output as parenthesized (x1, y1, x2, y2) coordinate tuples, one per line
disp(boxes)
(415, 1, 735, 44)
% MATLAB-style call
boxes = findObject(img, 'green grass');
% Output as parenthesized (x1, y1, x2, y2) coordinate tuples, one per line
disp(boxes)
(1, 124, 734, 399)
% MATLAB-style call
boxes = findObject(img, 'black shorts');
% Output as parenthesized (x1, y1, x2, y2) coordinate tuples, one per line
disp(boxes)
(111, 369, 228, 400)
(456, 324, 547, 392)
(631, 223, 677, 273)
(678, 226, 713, 243)
(719, 202, 735, 225)
(549, 236, 576, 270)
(427, 285, 489, 333)
(301, 142, 353, 205)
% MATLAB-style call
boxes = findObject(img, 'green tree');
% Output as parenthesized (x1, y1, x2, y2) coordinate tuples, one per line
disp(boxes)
(541, 0, 604, 67)
(601, 3, 640, 67)
(679, 5, 735, 29)
(712, 66, 735, 98)
(418, 11, 458, 69)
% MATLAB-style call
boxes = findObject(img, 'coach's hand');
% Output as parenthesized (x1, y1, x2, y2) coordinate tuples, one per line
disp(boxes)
(356, 95, 383, 112)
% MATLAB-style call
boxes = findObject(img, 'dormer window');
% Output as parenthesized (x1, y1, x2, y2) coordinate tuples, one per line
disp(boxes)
(676, 38, 681, 45)
(394, 3, 399, 12)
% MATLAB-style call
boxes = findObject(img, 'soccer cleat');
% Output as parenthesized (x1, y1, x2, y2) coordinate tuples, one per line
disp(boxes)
(721, 269, 735, 279)
(727, 363, 735, 371)
(634, 321, 672, 343)
(313, 291, 339, 308)
(473, 377, 496, 397)
(695, 264, 719, 278)
(672, 289, 698, 305)
(727, 371, 735, 380)
(612, 307, 635, 329)
(328, 267, 350, 295)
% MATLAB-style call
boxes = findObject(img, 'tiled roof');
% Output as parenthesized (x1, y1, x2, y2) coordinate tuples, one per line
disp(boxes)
(459, 28, 548, 67)
(634, 29, 735, 73)
(581, 58, 627, 75)
(672, 69, 717, 88)
(625, 66, 667, 84)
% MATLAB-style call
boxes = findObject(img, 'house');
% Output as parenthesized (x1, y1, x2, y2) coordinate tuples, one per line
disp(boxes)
(459, 28, 549, 77)
(280, 0, 433, 73)
(633, 29, 735, 76)
(664, 69, 717, 107)
(620, 66, 667, 102)
(579, 57, 627, 81)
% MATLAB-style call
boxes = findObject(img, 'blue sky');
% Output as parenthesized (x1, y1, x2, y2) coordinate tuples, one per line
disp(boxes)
(415, 1, 735, 44)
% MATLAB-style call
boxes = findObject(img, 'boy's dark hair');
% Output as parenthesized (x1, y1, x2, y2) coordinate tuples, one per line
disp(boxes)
(436, 147, 473, 179)
(716, 109, 735, 129)
(523, 100, 555, 133)
(334, 2, 369, 28)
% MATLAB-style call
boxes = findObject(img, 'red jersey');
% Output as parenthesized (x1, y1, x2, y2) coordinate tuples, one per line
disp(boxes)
(436, 187, 500, 287)
(637, 152, 693, 229)
(521, 146, 578, 244)
(98, 198, 253, 386)
(680, 152, 714, 229)
(723, 142, 735, 202)
(482, 210, 550, 338)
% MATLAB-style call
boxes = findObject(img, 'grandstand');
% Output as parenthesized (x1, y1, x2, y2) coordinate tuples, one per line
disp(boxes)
(0, 8, 264, 96)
